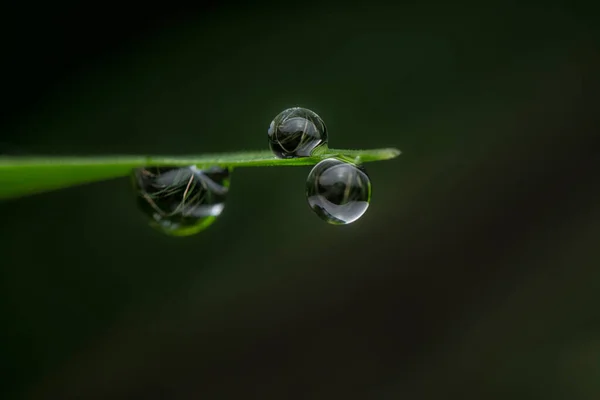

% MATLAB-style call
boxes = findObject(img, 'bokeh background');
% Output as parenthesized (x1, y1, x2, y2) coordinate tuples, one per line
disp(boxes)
(1, 2, 599, 399)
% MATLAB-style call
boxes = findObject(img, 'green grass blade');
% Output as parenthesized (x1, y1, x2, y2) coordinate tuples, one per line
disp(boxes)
(0, 148, 400, 200)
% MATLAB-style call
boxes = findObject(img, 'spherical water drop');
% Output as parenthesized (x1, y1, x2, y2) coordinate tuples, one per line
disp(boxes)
(267, 107, 328, 158)
(132, 165, 230, 236)
(306, 158, 371, 225)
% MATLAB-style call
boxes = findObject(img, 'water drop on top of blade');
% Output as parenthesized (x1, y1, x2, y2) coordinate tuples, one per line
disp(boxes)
(267, 107, 328, 159)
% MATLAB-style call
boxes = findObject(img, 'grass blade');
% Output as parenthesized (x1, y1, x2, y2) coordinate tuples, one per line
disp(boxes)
(0, 148, 400, 200)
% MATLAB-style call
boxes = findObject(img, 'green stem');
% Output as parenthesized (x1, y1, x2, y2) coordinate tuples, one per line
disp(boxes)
(0, 148, 400, 200)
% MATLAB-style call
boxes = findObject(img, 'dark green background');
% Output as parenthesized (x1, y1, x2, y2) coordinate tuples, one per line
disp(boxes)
(2, 2, 599, 399)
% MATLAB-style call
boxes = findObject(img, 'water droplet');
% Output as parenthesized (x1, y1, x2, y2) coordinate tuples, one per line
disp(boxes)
(132, 165, 230, 236)
(268, 107, 328, 158)
(306, 158, 371, 225)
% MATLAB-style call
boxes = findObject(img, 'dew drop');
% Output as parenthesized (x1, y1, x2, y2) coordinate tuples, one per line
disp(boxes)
(306, 158, 371, 225)
(267, 107, 328, 158)
(132, 165, 230, 236)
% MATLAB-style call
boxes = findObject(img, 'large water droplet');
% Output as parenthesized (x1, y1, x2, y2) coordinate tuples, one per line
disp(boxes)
(306, 158, 371, 225)
(132, 165, 230, 236)
(267, 107, 328, 158)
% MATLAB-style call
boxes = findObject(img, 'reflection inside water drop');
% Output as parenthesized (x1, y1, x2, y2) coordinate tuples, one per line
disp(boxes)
(267, 107, 329, 159)
(306, 158, 371, 225)
(132, 165, 230, 236)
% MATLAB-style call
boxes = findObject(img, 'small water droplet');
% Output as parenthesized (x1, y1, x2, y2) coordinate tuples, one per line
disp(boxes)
(132, 165, 230, 236)
(268, 107, 328, 158)
(306, 158, 371, 225)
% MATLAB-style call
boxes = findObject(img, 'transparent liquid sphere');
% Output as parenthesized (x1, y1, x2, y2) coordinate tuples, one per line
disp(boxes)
(306, 158, 371, 225)
(267, 107, 328, 158)
(132, 165, 230, 236)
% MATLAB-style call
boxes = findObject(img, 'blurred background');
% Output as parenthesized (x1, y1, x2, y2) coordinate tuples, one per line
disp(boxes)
(1, 1, 599, 399)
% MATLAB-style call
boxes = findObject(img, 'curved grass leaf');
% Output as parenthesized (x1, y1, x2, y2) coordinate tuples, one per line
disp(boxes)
(0, 148, 400, 199)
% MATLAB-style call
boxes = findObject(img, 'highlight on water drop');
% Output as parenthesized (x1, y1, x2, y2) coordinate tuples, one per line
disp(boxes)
(267, 107, 328, 159)
(305, 157, 371, 225)
(132, 165, 230, 236)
